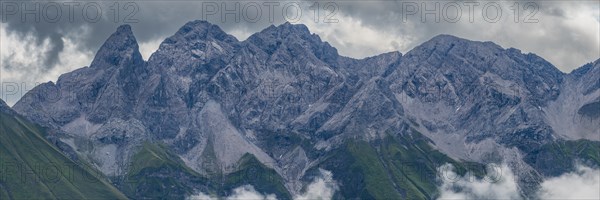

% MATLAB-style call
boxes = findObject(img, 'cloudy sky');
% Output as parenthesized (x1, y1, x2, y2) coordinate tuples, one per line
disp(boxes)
(1, 0, 599, 105)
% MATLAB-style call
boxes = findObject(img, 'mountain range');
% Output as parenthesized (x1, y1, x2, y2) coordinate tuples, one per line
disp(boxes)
(2, 20, 599, 199)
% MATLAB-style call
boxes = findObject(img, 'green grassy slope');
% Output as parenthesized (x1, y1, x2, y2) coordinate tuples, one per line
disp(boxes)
(0, 112, 128, 199)
(120, 142, 212, 199)
(524, 139, 600, 177)
(314, 130, 485, 200)
(121, 143, 290, 199)
(222, 153, 291, 199)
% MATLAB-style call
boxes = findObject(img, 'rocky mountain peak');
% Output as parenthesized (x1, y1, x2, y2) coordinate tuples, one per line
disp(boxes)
(148, 20, 238, 74)
(401, 34, 564, 82)
(8, 21, 599, 199)
(90, 24, 144, 68)
(426, 34, 465, 43)
(247, 22, 338, 64)
(570, 58, 600, 77)
(409, 34, 503, 58)
(253, 22, 330, 46)
(168, 20, 238, 44)
(414, 35, 563, 75)
(271, 22, 311, 35)
(0, 98, 19, 117)
(568, 59, 600, 95)
(0, 98, 12, 114)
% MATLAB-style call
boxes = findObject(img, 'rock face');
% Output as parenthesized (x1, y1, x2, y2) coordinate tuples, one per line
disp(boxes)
(383, 35, 565, 157)
(0, 99, 14, 115)
(545, 59, 600, 141)
(12, 21, 599, 198)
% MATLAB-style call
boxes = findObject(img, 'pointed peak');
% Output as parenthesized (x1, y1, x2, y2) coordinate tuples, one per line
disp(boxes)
(115, 24, 133, 34)
(177, 20, 227, 36)
(106, 24, 137, 45)
(249, 22, 322, 46)
(90, 24, 143, 68)
(0, 98, 8, 108)
(279, 21, 304, 28)
(0, 98, 14, 115)
(180, 20, 214, 31)
(247, 22, 338, 64)
(264, 21, 311, 35)
(169, 20, 238, 43)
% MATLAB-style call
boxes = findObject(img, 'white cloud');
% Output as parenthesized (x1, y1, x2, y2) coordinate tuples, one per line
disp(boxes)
(295, 169, 339, 200)
(227, 27, 255, 42)
(298, 13, 413, 59)
(187, 169, 339, 200)
(226, 185, 278, 200)
(0, 23, 93, 106)
(437, 163, 521, 200)
(437, 163, 600, 200)
(300, 1, 599, 71)
(537, 165, 600, 199)
(139, 38, 163, 61)
(187, 185, 277, 200)
(187, 192, 216, 200)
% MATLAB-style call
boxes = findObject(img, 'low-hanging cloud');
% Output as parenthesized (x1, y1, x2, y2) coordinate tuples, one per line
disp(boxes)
(537, 165, 600, 199)
(187, 185, 277, 200)
(437, 163, 521, 200)
(436, 163, 600, 200)
(294, 169, 338, 200)
(187, 169, 338, 200)
(226, 186, 278, 200)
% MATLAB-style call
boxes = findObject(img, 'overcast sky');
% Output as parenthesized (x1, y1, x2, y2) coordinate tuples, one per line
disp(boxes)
(1, 0, 599, 105)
